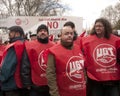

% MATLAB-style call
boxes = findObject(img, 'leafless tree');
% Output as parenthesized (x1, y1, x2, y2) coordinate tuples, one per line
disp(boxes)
(100, 2, 120, 28)
(0, 0, 69, 18)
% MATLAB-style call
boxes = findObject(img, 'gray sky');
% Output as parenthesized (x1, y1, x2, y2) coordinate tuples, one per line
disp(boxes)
(62, 0, 119, 28)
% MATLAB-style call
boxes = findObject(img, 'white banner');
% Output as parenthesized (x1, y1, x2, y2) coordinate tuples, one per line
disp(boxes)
(0, 16, 83, 38)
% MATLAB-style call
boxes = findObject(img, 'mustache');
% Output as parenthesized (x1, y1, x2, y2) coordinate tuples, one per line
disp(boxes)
(67, 37, 73, 40)
(39, 33, 46, 36)
(41, 33, 46, 35)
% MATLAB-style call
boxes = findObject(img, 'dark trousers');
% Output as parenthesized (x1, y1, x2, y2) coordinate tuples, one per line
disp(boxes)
(30, 90, 50, 96)
(0, 89, 4, 96)
(87, 78, 119, 96)
(4, 90, 20, 96)
(3, 88, 30, 96)
(30, 85, 50, 96)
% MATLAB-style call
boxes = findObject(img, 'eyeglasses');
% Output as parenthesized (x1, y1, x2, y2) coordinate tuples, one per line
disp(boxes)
(95, 25, 104, 28)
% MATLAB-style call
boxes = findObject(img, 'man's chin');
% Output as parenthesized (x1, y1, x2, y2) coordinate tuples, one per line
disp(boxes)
(65, 42, 73, 46)
(40, 37, 46, 39)
(66, 40, 73, 42)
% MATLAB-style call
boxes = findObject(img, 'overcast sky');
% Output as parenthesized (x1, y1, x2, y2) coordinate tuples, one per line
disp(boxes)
(62, 0, 119, 28)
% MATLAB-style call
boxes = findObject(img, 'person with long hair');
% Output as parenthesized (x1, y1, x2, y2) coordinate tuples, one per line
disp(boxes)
(80, 18, 120, 96)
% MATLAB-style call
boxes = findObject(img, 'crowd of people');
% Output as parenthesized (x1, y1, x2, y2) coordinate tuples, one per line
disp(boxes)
(0, 17, 119, 96)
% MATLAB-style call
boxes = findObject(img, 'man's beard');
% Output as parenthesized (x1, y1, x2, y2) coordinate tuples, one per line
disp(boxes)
(61, 39, 73, 49)
(37, 37, 49, 43)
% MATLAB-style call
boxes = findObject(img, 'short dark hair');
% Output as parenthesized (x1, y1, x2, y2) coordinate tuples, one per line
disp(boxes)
(63, 21, 77, 40)
(37, 24, 49, 34)
(30, 34, 37, 37)
(63, 21, 75, 29)
(8, 26, 24, 36)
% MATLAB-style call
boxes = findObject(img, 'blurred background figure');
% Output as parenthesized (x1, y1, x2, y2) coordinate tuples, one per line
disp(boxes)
(29, 34, 37, 40)
(0, 36, 6, 96)
(49, 34, 54, 42)
(0, 36, 6, 63)
(4, 40, 9, 45)
(112, 29, 120, 37)
(54, 33, 61, 44)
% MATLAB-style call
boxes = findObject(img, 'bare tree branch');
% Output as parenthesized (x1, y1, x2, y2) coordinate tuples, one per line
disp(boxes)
(0, 0, 69, 17)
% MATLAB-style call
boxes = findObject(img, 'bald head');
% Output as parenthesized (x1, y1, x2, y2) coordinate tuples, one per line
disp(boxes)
(61, 26, 74, 35)
(60, 26, 74, 46)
